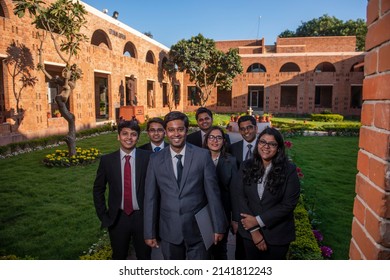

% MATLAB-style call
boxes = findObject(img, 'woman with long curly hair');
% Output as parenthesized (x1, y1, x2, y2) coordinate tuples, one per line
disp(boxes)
(232, 127, 300, 259)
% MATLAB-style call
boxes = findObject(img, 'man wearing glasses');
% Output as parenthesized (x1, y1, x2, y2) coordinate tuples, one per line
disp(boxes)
(229, 115, 258, 260)
(138, 117, 169, 152)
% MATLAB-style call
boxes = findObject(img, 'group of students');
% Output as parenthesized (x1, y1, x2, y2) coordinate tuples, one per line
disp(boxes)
(93, 107, 300, 260)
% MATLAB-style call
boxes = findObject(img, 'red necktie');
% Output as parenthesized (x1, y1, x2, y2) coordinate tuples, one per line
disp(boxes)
(124, 155, 133, 215)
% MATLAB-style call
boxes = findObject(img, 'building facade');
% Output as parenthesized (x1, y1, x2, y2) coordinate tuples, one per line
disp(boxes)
(0, 0, 364, 146)
(185, 37, 364, 116)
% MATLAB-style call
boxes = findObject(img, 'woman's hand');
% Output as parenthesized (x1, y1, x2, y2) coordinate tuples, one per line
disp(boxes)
(251, 230, 267, 251)
(240, 213, 258, 230)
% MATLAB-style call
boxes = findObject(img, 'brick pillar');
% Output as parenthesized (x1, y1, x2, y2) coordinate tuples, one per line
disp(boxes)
(349, 0, 390, 260)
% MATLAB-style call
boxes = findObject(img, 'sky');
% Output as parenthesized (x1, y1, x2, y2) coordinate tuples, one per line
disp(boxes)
(81, 0, 367, 48)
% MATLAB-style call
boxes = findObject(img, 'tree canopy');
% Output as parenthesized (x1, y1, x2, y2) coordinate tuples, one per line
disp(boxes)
(279, 14, 367, 51)
(168, 34, 243, 107)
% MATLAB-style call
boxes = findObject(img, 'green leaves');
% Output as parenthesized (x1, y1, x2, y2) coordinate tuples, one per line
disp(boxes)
(168, 33, 243, 106)
(278, 14, 367, 51)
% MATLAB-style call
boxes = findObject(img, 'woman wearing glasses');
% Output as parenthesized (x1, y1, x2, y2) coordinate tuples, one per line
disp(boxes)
(232, 127, 300, 259)
(203, 126, 238, 259)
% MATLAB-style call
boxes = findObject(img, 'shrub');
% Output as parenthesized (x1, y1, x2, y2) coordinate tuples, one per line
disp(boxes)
(288, 198, 323, 260)
(310, 113, 344, 122)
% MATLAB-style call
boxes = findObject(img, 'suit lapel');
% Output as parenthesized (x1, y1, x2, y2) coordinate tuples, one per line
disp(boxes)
(163, 147, 177, 185)
(113, 150, 122, 193)
(135, 149, 142, 194)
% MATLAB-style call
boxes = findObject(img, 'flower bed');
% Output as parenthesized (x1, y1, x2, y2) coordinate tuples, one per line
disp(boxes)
(43, 147, 101, 167)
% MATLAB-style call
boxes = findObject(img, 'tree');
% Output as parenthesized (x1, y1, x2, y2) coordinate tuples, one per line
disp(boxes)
(169, 34, 243, 107)
(13, 0, 88, 156)
(4, 42, 38, 124)
(279, 14, 367, 51)
(143, 31, 153, 38)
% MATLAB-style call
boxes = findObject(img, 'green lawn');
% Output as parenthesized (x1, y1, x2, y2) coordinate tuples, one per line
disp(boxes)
(0, 131, 358, 259)
(285, 136, 359, 259)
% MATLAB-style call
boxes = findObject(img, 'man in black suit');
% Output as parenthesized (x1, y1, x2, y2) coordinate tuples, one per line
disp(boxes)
(229, 115, 258, 260)
(93, 120, 152, 260)
(187, 107, 231, 148)
(138, 117, 168, 152)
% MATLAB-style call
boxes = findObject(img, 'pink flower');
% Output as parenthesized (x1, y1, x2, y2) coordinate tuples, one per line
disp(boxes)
(298, 172, 304, 178)
(284, 141, 293, 149)
(296, 167, 301, 173)
(312, 229, 323, 242)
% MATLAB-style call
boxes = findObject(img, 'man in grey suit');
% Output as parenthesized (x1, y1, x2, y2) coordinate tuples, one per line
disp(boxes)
(144, 111, 227, 260)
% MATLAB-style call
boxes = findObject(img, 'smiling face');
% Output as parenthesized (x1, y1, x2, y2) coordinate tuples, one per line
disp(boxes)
(117, 127, 139, 153)
(147, 122, 165, 145)
(166, 119, 187, 153)
(197, 112, 213, 132)
(239, 120, 258, 143)
(206, 128, 224, 153)
(257, 134, 278, 166)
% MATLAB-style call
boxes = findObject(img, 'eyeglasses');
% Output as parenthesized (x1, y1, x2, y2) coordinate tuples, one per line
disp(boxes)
(239, 125, 255, 132)
(258, 139, 278, 149)
(207, 135, 223, 142)
(148, 128, 164, 133)
(166, 127, 186, 133)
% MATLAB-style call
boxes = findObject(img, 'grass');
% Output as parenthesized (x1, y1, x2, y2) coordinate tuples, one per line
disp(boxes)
(285, 136, 359, 259)
(0, 128, 358, 260)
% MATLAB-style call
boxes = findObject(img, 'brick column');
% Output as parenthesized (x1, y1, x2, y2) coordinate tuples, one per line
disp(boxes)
(349, 0, 390, 260)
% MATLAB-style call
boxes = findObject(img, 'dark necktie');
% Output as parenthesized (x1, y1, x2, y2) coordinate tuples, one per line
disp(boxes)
(175, 154, 183, 185)
(245, 144, 253, 160)
(154, 147, 161, 152)
(123, 155, 133, 215)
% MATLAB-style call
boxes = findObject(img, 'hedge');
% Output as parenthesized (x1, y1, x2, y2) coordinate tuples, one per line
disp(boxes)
(310, 114, 344, 122)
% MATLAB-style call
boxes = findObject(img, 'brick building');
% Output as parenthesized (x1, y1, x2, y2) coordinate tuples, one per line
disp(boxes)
(0, 0, 364, 146)
(185, 37, 364, 116)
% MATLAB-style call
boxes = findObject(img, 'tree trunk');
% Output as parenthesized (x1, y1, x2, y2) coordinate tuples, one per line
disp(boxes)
(55, 95, 76, 156)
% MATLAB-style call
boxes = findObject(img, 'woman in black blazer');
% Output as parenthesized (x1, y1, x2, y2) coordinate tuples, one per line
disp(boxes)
(233, 127, 300, 260)
(203, 126, 238, 260)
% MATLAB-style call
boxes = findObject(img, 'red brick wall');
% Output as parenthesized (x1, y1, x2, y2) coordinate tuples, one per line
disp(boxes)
(350, 0, 390, 260)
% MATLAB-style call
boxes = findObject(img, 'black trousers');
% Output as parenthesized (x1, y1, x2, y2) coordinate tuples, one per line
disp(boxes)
(209, 230, 229, 260)
(235, 232, 246, 259)
(243, 238, 289, 260)
(108, 210, 151, 260)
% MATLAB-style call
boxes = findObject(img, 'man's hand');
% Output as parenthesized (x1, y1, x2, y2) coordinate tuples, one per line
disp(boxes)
(214, 233, 224, 245)
(240, 213, 258, 230)
(145, 238, 159, 248)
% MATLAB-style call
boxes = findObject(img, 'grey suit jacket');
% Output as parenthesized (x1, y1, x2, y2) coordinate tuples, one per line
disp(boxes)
(144, 143, 227, 245)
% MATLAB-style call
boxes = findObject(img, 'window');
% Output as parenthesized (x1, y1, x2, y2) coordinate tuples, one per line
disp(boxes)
(247, 63, 266, 73)
(187, 86, 201, 106)
(350, 86, 362, 109)
(217, 87, 232, 107)
(315, 86, 333, 108)
(280, 86, 298, 108)
(174, 85, 180, 106)
(162, 83, 168, 107)
(146, 51, 155, 64)
(247, 86, 264, 109)
(350, 62, 364, 72)
(123, 41, 137, 58)
(0, 59, 5, 122)
(314, 62, 336, 72)
(91, 29, 112, 49)
(280, 62, 300, 72)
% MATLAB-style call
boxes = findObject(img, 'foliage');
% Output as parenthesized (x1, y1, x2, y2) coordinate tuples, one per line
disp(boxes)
(279, 14, 367, 51)
(310, 113, 344, 122)
(13, 0, 88, 157)
(169, 34, 243, 106)
(79, 231, 112, 260)
(288, 199, 323, 260)
(43, 147, 101, 167)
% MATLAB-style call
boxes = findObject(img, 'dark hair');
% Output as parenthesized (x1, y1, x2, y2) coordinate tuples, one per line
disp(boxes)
(242, 127, 288, 194)
(195, 107, 213, 120)
(203, 126, 227, 157)
(164, 111, 189, 130)
(118, 120, 141, 138)
(146, 117, 164, 131)
(238, 115, 256, 127)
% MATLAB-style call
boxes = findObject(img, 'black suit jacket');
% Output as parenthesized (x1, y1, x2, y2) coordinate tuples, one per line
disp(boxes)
(138, 141, 169, 151)
(229, 140, 244, 165)
(187, 129, 232, 149)
(93, 148, 152, 228)
(215, 154, 238, 223)
(233, 160, 300, 246)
